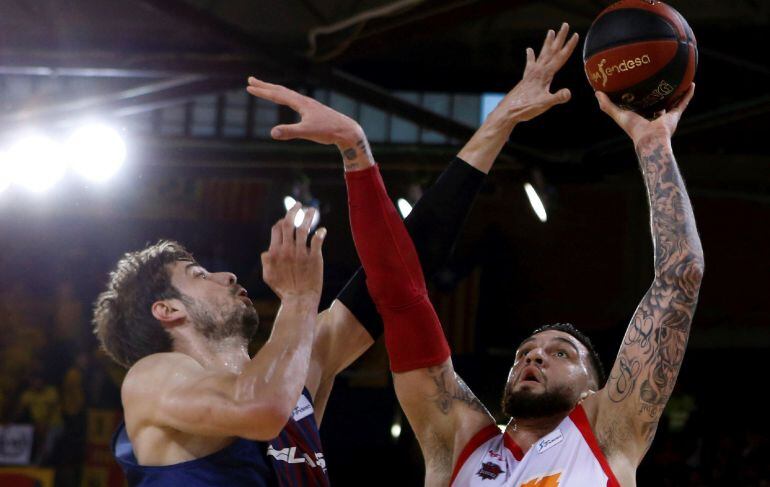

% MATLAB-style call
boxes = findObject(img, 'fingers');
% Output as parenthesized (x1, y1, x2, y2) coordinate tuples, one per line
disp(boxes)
(246, 77, 303, 111)
(595, 91, 645, 134)
(540, 28, 556, 55)
(532, 23, 578, 74)
(271, 123, 305, 141)
(268, 221, 282, 253)
(310, 227, 326, 257)
(595, 91, 620, 118)
(669, 82, 695, 116)
(281, 202, 302, 251)
(553, 22, 570, 50)
(551, 88, 572, 105)
(561, 31, 579, 59)
(522, 46, 536, 78)
(294, 207, 315, 252)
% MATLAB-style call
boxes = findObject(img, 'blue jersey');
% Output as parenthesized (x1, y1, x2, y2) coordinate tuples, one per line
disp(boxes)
(113, 388, 330, 486)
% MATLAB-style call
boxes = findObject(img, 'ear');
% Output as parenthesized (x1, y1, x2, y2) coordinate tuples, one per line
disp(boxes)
(151, 299, 186, 327)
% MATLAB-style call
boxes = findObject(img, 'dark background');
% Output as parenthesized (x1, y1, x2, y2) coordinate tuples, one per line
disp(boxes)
(0, 1, 768, 485)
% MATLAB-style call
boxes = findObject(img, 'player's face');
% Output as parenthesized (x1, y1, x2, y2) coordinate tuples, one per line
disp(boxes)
(168, 260, 259, 341)
(501, 330, 593, 418)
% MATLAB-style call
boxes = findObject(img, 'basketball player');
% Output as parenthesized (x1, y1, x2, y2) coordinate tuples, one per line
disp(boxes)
(339, 23, 704, 487)
(93, 23, 581, 485)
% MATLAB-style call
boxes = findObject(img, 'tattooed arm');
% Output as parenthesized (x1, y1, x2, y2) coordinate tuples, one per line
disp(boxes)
(391, 361, 495, 485)
(591, 86, 704, 472)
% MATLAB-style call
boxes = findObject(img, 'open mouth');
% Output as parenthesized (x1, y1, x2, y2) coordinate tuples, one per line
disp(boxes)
(236, 287, 253, 305)
(520, 368, 542, 384)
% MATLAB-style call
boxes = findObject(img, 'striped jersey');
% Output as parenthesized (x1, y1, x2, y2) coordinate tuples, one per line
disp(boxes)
(451, 405, 620, 486)
(113, 388, 329, 486)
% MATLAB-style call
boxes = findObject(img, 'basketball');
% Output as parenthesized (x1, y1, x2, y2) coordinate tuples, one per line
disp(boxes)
(583, 0, 697, 116)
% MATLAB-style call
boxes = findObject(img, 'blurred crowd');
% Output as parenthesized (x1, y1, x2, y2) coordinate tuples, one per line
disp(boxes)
(0, 280, 122, 486)
(0, 280, 768, 487)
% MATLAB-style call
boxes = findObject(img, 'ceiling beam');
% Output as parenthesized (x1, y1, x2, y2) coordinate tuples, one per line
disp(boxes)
(0, 49, 268, 79)
(134, 0, 567, 168)
(0, 75, 244, 129)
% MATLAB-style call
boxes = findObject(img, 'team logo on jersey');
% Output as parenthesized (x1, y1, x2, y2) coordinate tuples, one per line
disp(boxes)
(476, 461, 505, 480)
(520, 472, 561, 487)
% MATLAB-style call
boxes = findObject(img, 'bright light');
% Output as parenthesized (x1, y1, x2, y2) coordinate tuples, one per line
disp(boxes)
(0, 152, 11, 193)
(66, 124, 126, 182)
(390, 422, 402, 439)
(284, 196, 320, 229)
(8, 135, 67, 193)
(283, 196, 297, 211)
(310, 209, 320, 229)
(524, 183, 547, 222)
(294, 208, 306, 227)
(397, 198, 413, 218)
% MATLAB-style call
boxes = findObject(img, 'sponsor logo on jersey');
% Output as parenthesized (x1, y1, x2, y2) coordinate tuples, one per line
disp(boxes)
(267, 445, 327, 472)
(520, 472, 562, 487)
(476, 461, 505, 480)
(292, 394, 314, 422)
(536, 428, 564, 454)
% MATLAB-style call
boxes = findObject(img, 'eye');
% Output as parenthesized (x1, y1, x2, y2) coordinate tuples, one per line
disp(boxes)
(195, 270, 208, 279)
(555, 350, 568, 358)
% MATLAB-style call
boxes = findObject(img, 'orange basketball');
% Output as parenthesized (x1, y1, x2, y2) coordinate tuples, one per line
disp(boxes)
(583, 0, 697, 116)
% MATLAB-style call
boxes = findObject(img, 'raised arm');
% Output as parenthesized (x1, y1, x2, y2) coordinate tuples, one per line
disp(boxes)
(244, 20, 579, 434)
(341, 24, 582, 484)
(593, 85, 704, 468)
(124, 207, 325, 440)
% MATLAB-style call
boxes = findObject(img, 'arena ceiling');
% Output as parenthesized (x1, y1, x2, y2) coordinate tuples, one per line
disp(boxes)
(0, 0, 768, 185)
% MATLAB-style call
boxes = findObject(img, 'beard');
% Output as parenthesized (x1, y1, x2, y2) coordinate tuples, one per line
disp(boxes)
(501, 383, 576, 419)
(182, 294, 259, 342)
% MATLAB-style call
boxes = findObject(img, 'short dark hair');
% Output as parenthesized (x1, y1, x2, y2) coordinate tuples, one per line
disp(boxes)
(92, 240, 194, 369)
(530, 323, 607, 387)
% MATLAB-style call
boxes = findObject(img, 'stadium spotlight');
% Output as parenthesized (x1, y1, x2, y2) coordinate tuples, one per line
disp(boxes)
(0, 152, 11, 193)
(397, 198, 413, 218)
(66, 124, 126, 182)
(8, 135, 67, 193)
(524, 183, 547, 223)
(390, 421, 402, 440)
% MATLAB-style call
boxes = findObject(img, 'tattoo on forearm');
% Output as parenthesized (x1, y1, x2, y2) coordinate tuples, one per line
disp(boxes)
(342, 139, 373, 171)
(426, 364, 489, 416)
(607, 138, 704, 446)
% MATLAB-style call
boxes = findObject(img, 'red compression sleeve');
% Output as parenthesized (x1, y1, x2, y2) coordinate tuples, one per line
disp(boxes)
(345, 165, 450, 373)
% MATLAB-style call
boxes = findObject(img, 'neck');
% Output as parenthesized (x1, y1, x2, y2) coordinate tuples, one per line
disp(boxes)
(174, 332, 250, 374)
(505, 411, 568, 450)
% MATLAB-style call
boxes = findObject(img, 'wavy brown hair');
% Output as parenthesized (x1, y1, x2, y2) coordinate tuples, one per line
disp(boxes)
(93, 240, 193, 368)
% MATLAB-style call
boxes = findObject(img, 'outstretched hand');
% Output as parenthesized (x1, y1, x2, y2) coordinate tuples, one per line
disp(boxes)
(246, 77, 364, 148)
(247, 77, 373, 170)
(490, 23, 579, 125)
(261, 203, 326, 301)
(596, 83, 695, 146)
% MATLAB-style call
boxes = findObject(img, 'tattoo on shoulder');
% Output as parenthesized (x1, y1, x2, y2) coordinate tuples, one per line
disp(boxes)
(426, 364, 489, 416)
